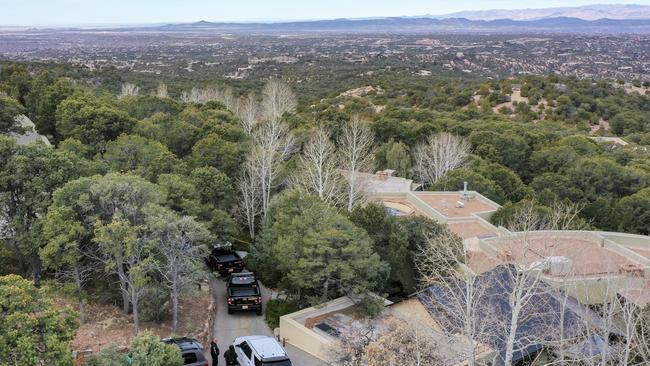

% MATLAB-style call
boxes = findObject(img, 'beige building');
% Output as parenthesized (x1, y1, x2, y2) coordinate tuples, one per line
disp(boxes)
(278, 179, 650, 362)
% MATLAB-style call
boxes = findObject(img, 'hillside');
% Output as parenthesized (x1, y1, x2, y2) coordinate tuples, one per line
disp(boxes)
(439, 4, 650, 21)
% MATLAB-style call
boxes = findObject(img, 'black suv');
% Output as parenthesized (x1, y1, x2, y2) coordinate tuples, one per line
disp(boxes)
(227, 272, 262, 315)
(205, 243, 244, 276)
(162, 337, 208, 366)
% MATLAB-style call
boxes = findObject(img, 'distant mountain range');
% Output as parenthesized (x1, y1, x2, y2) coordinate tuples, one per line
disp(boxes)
(97, 16, 650, 34)
(15, 4, 650, 34)
(437, 4, 650, 21)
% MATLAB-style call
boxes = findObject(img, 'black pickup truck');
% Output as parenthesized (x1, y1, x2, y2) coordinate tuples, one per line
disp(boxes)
(205, 245, 244, 276)
(227, 272, 262, 315)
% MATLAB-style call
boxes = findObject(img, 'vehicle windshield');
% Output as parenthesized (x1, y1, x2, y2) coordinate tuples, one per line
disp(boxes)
(230, 274, 256, 286)
(262, 360, 292, 366)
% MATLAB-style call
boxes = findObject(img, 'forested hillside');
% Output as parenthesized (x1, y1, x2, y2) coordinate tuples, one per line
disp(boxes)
(1, 61, 649, 364)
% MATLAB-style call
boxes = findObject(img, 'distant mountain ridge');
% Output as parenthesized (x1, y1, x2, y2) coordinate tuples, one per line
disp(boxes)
(102, 16, 650, 34)
(438, 4, 650, 21)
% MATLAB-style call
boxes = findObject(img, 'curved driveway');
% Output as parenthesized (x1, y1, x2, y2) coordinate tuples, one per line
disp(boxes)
(208, 275, 326, 366)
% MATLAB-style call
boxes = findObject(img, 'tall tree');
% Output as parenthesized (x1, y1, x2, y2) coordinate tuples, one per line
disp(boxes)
(40, 206, 95, 323)
(413, 132, 470, 187)
(55, 95, 136, 151)
(236, 92, 260, 135)
(119, 83, 140, 98)
(0, 138, 78, 285)
(156, 83, 169, 99)
(101, 134, 180, 181)
(338, 115, 375, 212)
(146, 206, 209, 331)
(249, 119, 296, 220)
(94, 214, 153, 335)
(292, 126, 342, 206)
(261, 80, 297, 122)
(46, 173, 163, 315)
(0, 96, 26, 134)
(239, 158, 262, 239)
(257, 191, 388, 305)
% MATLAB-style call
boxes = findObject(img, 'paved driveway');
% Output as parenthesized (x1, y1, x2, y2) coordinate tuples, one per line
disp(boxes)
(208, 275, 327, 366)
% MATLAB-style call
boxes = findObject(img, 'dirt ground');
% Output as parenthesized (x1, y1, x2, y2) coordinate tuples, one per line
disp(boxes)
(51, 288, 212, 355)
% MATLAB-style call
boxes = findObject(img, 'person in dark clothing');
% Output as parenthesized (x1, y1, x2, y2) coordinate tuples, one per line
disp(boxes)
(210, 338, 220, 366)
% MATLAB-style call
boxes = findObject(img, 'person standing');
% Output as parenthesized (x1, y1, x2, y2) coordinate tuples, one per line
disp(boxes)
(210, 338, 220, 366)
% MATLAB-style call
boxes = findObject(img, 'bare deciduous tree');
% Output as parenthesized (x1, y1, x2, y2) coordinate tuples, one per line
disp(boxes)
(120, 82, 140, 98)
(551, 278, 650, 366)
(291, 126, 342, 206)
(239, 158, 262, 239)
(497, 201, 585, 366)
(330, 317, 452, 366)
(416, 231, 491, 366)
(250, 119, 296, 220)
(413, 132, 470, 186)
(338, 115, 375, 212)
(179, 86, 236, 110)
(365, 318, 451, 366)
(235, 92, 260, 135)
(261, 80, 297, 122)
(329, 320, 377, 366)
(156, 83, 169, 99)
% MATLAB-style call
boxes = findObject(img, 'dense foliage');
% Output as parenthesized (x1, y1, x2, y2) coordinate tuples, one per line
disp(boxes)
(1, 59, 649, 356)
(0, 275, 79, 366)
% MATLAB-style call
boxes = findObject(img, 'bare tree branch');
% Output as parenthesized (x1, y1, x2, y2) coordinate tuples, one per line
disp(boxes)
(413, 132, 470, 187)
(338, 115, 375, 212)
(291, 126, 343, 207)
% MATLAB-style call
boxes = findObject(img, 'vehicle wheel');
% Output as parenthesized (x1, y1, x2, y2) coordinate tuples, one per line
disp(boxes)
(256, 309, 262, 316)
(228, 308, 233, 315)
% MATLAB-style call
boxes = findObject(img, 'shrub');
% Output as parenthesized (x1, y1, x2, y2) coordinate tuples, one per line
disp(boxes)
(139, 283, 171, 322)
(264, 299, 299, 329)
(354, 293, 386, 319)
(85, 344, 129, 366)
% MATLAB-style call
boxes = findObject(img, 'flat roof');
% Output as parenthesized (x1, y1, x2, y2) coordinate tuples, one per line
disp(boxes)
(414, 192, 499, 218)
(467, 250, 502, 274)
(448, 220, 499, 240)
(627, 246, 650, 260)
(487, 234, 641, 277)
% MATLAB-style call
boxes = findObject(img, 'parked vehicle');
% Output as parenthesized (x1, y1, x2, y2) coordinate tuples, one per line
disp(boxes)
(161, 337, 208, 366)
(205, 242, 244, 276)
(227, 272, 262, 315)
(224, 336, 292, 366)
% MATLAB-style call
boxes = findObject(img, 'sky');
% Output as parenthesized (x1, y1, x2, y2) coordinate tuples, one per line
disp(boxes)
(1, 0, 650, 26)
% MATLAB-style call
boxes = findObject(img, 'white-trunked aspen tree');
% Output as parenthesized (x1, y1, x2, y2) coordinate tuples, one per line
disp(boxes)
(236, 92, 260, 135)
(261, 79, 297, 122)
(119, 82, 140, 98)
(416, 230, 490, 366)
(156, 82, 169, 99)
(338, 115, 375, 212)
(291, 126, 343, 206)
(413, 132, 470, 187)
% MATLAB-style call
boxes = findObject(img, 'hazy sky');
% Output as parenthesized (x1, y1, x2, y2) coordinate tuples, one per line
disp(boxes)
(2, 0, 650, 26)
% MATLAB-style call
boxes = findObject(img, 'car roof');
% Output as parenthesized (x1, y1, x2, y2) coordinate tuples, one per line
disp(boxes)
(247, 336, 288, 360)
(162, 337, 203, 351)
